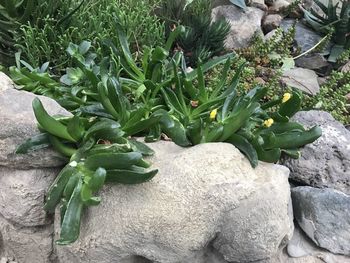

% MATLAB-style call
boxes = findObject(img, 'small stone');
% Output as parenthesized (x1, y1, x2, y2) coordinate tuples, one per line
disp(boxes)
(295, 54, 330, 71)
(341, 60, 350, 73)
(268, 0, 290, 13)
(292, 187, 350, 256)
(262, 14, 283, 33)
(281, 67, 320, 95)
(250, 0, 268, 11)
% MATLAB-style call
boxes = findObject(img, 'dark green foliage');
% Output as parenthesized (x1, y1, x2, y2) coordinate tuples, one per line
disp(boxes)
(159, 0, 230, 66)
(304, 0, 350, 61)
(11, 0, 164, 70)
(15, 22, 322, 245)
(303, 70, 350, 124)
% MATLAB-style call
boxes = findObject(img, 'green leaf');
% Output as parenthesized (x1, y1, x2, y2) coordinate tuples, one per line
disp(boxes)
(226, 134, 258, 168)
(128, 139, 155, 156)
(56, 178, 84, 245)
(106, 168, 158, 184)
(15, 133, 50, 154)
(229, 0, 247, 10)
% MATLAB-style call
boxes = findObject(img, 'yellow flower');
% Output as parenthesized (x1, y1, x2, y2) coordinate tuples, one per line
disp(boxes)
(263, 118, 274, 128)
(210, 109, 218, 120)
(282, 93, 292, 103)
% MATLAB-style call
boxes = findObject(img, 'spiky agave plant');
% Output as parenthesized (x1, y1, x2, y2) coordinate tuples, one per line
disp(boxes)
(159, 0, 230, 66)
(303, 0, 350, 61)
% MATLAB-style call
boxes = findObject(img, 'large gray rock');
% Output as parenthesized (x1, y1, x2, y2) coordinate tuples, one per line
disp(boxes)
(292, 187, 350, 255)
(0, 215, 53, 263)
(281, 19, 331, 53)
(282, 111, 350, 195)
(0, 167, 58, 227)
(55, 141, 294, 263)
(0, 87, 70, 169)
(212, 5, 265, 49)
(281, 68, 320, 95)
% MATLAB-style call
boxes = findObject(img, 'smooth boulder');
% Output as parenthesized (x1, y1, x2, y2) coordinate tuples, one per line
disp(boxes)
(55, 141, 293, 263)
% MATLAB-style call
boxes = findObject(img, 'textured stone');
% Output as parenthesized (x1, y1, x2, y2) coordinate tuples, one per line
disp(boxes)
(268, 0, 290, 13)
(281, 68, 320, 95)
(0, 167, 58, 227)
(292, 187, 350, 255)
(55, 141, 293, 263)
(263, 14, 283, 33)
(295, 54, 330, 71)
(287, 225, 350, 262)
(282, 111, 350, 195)
(0, 73, 14, 92)
(250, 0, 268, 11)
(212, 5, 265, 49)
(0, 215, 53, 263)
(0, 88, 70, 169)
(281, 19, 332, 53)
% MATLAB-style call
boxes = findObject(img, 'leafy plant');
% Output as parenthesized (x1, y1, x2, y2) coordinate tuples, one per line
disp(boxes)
(159, 0, 230, 66)
(16, 97, 158, 245)
(303, 0, 350, 61)
(303, 70, 350, 124)
(13, 0, 164, 70)
(15, 21, 322, 245)
(0, 0, 35, 65)
(161, 56, 322, 167)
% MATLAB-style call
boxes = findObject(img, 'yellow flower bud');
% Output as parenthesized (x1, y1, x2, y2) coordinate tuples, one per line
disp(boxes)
(282, 93, 292, 103)
(210, 109, 218, 120)
(263, 118, 274, 128)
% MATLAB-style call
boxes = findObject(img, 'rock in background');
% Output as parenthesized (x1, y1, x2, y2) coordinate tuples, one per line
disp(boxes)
(212, 5, 265, 49)
(282, 110, 350, 195)
(292, 187, 350, 256)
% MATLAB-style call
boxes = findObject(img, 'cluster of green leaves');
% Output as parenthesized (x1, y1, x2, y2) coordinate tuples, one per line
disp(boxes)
(303, 70, 350, 124)
(15, 21, 322, 245)
(17, 98, 157, 245)
(159, 0, 230, 66)
(303, 0, 350, 61)
(9, 0, 164, 70)
(0, 0, 86, 67)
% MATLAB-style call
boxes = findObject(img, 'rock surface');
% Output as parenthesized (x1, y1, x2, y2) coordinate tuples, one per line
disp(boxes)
(250, 0, 268, 11)
(55, 141, 294, 263)
(281, 19, 331, 53)
(0, 215, 53, 263)
(281, 68, 320, 95)
(268, 0, 290, 13)
(212, 5, 265, 49)
(0, 84, 70, 169)
(287, 225, 350, 262)
(295, 54, 330, 72)
(282, 110, 350, 195)
(0, 167, 58, 227)
(292, 187, 350, 255)
(263, 14, 283, 33)
(0, 73, 14, 92)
